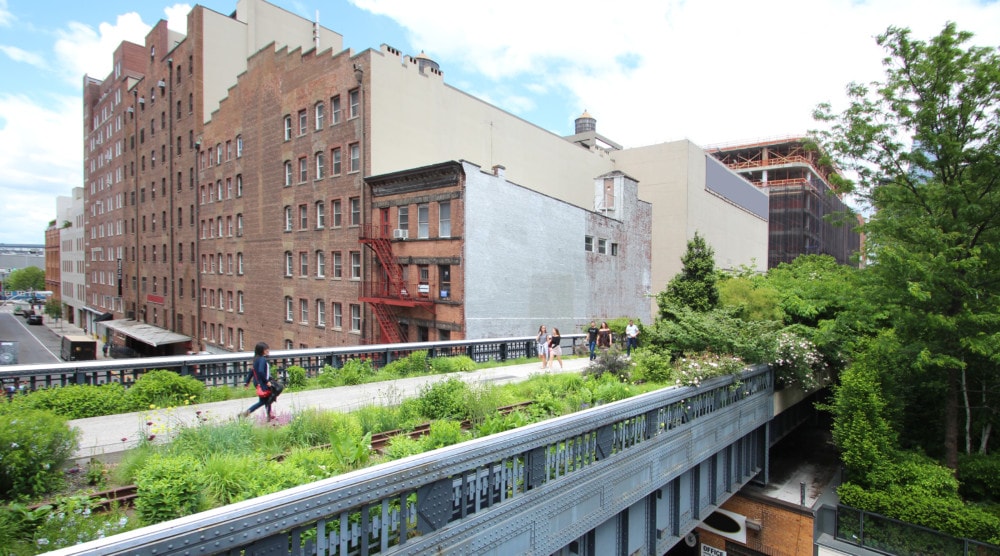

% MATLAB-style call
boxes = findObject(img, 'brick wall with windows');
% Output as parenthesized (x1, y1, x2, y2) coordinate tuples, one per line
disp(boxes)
(197, 45, 369, 350)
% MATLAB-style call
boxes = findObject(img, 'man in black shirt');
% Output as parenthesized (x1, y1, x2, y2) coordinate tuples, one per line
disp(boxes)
(586, 321, 599, 361)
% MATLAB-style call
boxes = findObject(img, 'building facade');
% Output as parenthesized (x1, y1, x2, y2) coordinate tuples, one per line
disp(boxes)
(54, 189, 87, 327)
(709, 138, 863, 268)
(362, 161, 652, 341)
(79, 0, 769, 354)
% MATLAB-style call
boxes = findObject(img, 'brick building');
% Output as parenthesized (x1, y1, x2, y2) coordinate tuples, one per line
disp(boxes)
(80, 0, 766, 353)
(362, 161, 651, 341)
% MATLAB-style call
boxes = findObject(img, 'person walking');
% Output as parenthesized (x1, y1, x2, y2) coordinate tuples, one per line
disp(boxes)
(625, 320, 639, 357)
(598, 321, 612, 350)
(547, 327, 564, 370)
(536, 325, 550, 369)
(241, 342, 275, 421)
(586, 321, 599, 361)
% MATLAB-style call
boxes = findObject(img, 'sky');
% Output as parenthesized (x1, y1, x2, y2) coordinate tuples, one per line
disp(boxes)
(1, 0, 999, 246)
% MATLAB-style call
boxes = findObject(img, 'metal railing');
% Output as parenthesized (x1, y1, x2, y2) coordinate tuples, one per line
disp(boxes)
(835, 504, 1000, 555)
(46, 364, 773, 556)
(0, 335, 585, 394)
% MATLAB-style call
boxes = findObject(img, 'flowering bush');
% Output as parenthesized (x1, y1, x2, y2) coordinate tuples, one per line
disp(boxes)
(771, 332, 827, 390)
(0, 409, 78, 500)
(672, 353, 746, 387)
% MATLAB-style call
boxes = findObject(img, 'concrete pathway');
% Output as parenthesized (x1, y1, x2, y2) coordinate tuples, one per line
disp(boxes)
(69, 356, 592, 463)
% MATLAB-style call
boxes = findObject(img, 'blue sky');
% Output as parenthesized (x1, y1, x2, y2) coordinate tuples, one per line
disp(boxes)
(1, 0, 999, 245)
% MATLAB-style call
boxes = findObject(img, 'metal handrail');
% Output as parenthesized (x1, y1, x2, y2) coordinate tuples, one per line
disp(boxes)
(0, 335, 586, 392)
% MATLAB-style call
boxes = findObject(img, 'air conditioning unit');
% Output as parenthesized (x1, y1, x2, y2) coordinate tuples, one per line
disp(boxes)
(393, 229, 408, 240)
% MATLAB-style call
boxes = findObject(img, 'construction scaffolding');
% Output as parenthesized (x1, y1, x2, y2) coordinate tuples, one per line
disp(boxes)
(711, 138, 862, 269)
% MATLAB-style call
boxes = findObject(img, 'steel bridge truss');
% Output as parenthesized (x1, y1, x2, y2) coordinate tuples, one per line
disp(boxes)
(52, 366, 773, 556)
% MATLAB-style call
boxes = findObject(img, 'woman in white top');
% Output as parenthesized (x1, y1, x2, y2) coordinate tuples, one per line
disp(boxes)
(537, 325, 550, 369)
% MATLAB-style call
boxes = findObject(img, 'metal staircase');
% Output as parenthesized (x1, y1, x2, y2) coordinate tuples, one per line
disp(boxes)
(359, 225, 434, 344)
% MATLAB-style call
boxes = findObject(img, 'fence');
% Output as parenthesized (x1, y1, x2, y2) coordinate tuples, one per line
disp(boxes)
(1, 335, 585, 395)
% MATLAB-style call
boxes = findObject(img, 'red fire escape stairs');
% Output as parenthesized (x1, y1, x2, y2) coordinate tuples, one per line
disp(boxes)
(359, 226, 435, 344)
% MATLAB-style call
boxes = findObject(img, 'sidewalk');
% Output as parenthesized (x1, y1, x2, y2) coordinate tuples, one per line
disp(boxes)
(69, 356, 593, 463)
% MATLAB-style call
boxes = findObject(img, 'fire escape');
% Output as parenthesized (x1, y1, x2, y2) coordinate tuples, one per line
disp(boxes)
(359, 224, 435, 343)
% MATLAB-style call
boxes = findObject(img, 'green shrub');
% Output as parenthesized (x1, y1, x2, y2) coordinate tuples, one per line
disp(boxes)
(134, 453, 206, 524)
(838, 482, 1000, 545)
(338, 358, 374, 386)
(382, 434, 424, 461)
(959, 453, 1000, 502)
(200, 453, 262, 505)
(475, 410, 533, 437)
(424, 420, 466, 450)
(0, 383, 129, 420)
(354, 404, 407, 435)
(631, 349, 672, 384)
(0, 409, 79, 500)
(671, 352, 745, 387)
(282, 447, 343, 482)
(169, 419, 256, 458)
(429, 355, 476, 374)
(592, 375, 634, 404)
(416, 378, 470, 420)
(0, 495, 132, 553)
(402, 351, 429, 375)
(285, 365, 307, 389)
(584, 348, 632, 381)
(330, 432, 372, 470)
(126, 370, 205, 411)
(284, 409, 361, 448)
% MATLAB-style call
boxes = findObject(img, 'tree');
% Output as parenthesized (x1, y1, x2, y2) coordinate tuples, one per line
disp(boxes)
(4, 266, 45, 292)
(814, 23, 1000, 469)
(657, 232, 719, 314)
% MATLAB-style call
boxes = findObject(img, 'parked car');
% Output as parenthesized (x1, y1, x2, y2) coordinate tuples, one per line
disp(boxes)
(26, 313, 43, 325)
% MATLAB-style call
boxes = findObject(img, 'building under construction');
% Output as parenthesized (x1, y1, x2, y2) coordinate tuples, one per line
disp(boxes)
(711, 138, 863, 269)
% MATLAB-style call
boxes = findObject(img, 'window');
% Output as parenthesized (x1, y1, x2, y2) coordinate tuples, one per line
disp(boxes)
(350, 197, 360, 226)
(439, 264, 451, 300)
(611, 242, 619, 256)
(333, 251, 342, 279)
(314, 102, 324, 129)
(237, 252, 244, 274)
(316, 300, 326, 326)
(285, 296, 293, 321)
(226, 140, 232, 160)
(236, 214, 244, 236)
(284, 206, 293, 231)
(299, 251, 308, 276)
(349, 89, 359, 118)
(598, 238, 607, 254)
(283, 115, 292, 140)
(417, 204, 429, 238)
(350, 304, 361, 332)
(316, 251, 326, 277)
(331, 95, 341, 124)
(316, 201, 326, 228)
(332, 199, 342, 227)
(298, 157, 307, 183)
(350, 251, 361, 279)
(333, 302, 342, 328)
(236, 135, 243, 157)
(237, 291, 244, 313)
(227, 290, 234, 311)
(315, 151, 325, 179)
(584, 236, 594, 252)
(299, 298, 308, 323)
(284, 251, 293, 276)
(349, 143, 360, 172)
(236, 175, 243, 197)
(439, 201, 451, 237)
(398, 206, 409, 232)
(299, 204, 308, 230)
(284, 161, 293, 186)
(298, 109, 307, 135)
(332, 147, 342, 175)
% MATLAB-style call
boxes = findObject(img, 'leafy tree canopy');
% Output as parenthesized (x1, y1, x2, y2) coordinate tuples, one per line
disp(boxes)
(814, 22, 1000, 468)
(658, 232, 719, 314)
(4, 266, 44, 292)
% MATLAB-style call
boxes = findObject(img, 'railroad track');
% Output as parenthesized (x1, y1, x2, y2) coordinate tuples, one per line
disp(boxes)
(64, 401, 536, 513)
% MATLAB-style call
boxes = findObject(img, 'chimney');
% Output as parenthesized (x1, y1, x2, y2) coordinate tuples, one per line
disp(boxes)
(492, 164, 505, 178)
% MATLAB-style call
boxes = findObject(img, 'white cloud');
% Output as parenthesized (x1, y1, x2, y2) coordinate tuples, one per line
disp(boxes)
(53, 14, 151, 84)
(0, 0, 12, 27)
(0, 93, 80, 243)
(350, 0, 1000, 147)
(0, 45, 46, 68)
